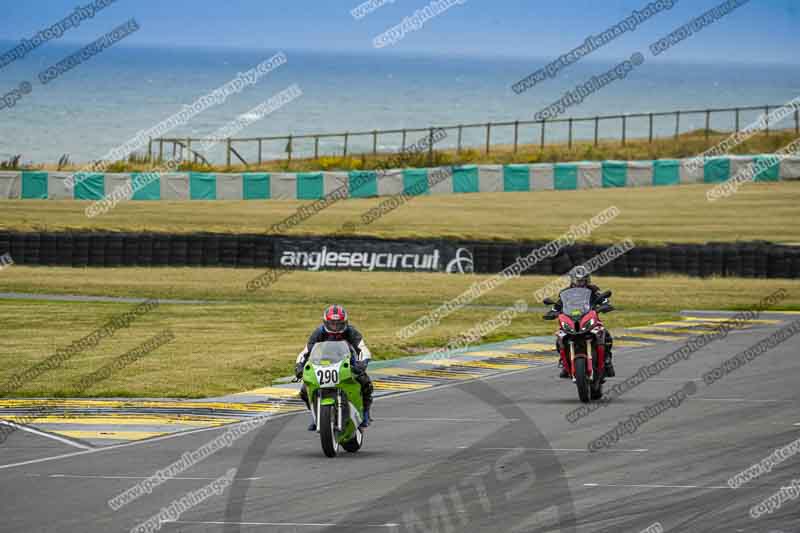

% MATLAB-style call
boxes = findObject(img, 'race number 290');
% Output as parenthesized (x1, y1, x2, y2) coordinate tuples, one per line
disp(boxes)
(317, 368, 339, 385)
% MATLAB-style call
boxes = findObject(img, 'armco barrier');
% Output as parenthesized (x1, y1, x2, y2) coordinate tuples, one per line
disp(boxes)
(0, 154, 798, 201)
(0, 232, 797, 279)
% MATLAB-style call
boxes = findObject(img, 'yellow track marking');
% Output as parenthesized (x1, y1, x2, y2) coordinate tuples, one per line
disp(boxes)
(617, 332, 688, 341)
(231, 387, 302, 399)
(0, 399, 280, 413)
(53, 430, 167, 441)
(0, 415, 238, 426)
(373, 381, 430, 390)
(614, 340, 653, 347)
(682, 316, 781, 324)
(458, 361, 530, 370)
(511, 343, 556, 352)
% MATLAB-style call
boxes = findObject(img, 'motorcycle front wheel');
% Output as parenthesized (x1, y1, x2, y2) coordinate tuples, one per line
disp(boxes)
(319, 404, 338, 458)
(574, 357, 590, 403)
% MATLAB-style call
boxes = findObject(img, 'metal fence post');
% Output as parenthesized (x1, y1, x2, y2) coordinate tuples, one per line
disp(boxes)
(226, 138, 232, 167)
(765, 106, 770, 136)
(158, 139, 164, 162)
(648, 113, 654, 143)
(568, 118, 573, 149)
(705, 109, 711, 140)
(401, 130, 407, 153)
(622, 116, 627, 146)
(513, 121, 519, 154)
(313, 136, 319, 160)
(287, 135, 293, 167)
(147, 138, 153, 162)
(428, 127, 434, 164)
(795, 109, 799, 135)
(258, 139, 263, 165)
(674, 111, 681, 140)
(344, 132, 349, 157)
(186, 138, 191, 163)
(735, 108, 740, 133)
(372, 130, 378, 156)
(540, 121, 546, 150)
(485, 123, 491, 155)
(594, 117, 599, 146)
(456, 125, 462, 154)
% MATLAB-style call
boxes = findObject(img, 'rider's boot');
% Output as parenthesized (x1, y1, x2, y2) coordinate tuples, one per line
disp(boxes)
(359, 408, 371, 429)
(559, 360, 570, 379)
(307, 412, 317, 431)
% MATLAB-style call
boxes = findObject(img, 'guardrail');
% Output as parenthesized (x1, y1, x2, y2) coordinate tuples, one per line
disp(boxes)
(150, 103, 800, 167)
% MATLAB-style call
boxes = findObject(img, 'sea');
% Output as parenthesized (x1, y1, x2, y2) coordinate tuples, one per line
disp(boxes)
(1, 42, 799, 165)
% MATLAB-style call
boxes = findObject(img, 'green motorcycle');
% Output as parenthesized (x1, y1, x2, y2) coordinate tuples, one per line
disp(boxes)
(302, 340, 365, 457)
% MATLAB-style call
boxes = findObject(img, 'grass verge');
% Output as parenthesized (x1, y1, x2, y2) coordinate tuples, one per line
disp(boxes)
(0, 267, 798, 398)
(1, 181, 798, 245)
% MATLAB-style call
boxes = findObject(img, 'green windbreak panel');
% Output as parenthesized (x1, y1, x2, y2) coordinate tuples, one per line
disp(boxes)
(704, 158, 731, 183)
(503, 165, 529, 192)
(131, 173, 161, 200)
(602, 162, 627, 188)
(243, 174, 270, 199)
(21, 171, 48, 199)
(403, 169, 429, 196)
(297, 172, 324, 200)
(190, 173, 217, 200)
(653, 160, 680, 186)
(73, 173, 105, 200)
(753, 156, 780, 182)
(453, 165, 479, 193)
(554, 164, 578, 190)
(349, 171, 378, 198)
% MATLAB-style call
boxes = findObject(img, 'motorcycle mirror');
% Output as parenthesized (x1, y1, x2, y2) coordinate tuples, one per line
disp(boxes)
(543, 297, 555, 305)
(599, 290, 612, 300)
(596, 304, 614, 313)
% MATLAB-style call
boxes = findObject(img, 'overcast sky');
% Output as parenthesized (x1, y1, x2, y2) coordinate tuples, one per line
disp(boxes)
(0, 0, 797, 63)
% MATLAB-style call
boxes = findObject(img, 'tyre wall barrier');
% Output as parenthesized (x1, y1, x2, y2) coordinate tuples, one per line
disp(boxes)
(0, 232, 796, 279)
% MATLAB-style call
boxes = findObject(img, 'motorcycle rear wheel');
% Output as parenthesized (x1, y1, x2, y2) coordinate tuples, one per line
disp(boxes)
(342, 427, 364, 453)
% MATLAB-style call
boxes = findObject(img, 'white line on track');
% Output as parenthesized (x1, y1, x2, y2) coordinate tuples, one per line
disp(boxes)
(689, 398, 791, 403)
(583, 482, 731, 489)
(169, 520, 399, 528)
(0, 421, 92, 450)
(26, 473, 262, 481)
(0, 365, 550, 471)
(378, 417, 518, 422)
(458, 446, 648, 453)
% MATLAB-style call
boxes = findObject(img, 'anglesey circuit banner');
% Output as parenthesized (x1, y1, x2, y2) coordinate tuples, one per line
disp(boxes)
(274, 237, 474, 273)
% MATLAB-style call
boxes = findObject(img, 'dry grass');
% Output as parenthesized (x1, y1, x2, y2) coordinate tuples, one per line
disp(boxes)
(1, 267, 798, 397)
(2, 181, 798, 245)
(25, 129, 800, 173)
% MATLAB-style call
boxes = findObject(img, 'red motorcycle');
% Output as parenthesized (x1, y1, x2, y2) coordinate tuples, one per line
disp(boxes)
(544, 287, 613, 403)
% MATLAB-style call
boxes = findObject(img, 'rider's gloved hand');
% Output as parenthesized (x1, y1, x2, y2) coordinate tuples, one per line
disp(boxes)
(543, 310, 558, 320)
(294, 361, 305, 378)
(352, 359, 368, 374)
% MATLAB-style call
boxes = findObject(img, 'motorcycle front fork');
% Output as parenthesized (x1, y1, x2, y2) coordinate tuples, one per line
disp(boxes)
(313, 391, 344, 432)
(568, 340, 595, 383)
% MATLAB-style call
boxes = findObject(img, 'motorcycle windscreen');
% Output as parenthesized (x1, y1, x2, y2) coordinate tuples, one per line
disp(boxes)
(560, 287, 592, 317)
(309, 341, 352, 365)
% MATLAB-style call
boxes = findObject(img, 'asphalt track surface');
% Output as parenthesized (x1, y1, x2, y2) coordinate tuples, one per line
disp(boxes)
(1, 318, 799, 533)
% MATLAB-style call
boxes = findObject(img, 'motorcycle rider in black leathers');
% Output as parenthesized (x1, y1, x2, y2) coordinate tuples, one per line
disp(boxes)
(295, 305, 374, 430)
(545, 271, 615, 378)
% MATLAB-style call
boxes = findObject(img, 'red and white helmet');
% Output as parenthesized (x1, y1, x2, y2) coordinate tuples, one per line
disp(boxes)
(323, 304, 348, 334)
